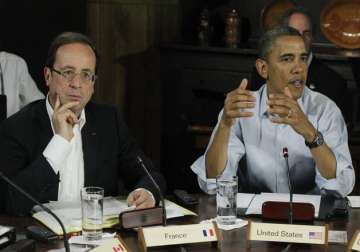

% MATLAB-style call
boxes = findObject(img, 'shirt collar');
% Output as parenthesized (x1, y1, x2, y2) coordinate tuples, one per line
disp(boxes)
(45, 94, 86, 133)
(308, 52, 313, 66)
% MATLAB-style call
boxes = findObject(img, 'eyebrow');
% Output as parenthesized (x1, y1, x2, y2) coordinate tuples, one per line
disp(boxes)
(58, 65, 94, 72)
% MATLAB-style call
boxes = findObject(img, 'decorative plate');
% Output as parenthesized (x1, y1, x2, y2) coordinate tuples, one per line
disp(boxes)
(321, 0, 360, 49)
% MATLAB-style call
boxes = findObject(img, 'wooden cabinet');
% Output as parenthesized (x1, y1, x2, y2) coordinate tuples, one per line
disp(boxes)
(160, 45, 258, 192)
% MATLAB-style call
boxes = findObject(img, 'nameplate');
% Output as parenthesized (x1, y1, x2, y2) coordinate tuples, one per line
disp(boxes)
(138, 222, 219, 251)
(348, 230, 360, 251)
(247, 221, 328, 245)
(89, 237, 130, 252)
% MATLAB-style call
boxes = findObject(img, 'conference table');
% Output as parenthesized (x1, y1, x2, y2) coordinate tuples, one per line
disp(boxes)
(0, 194, 358, 251)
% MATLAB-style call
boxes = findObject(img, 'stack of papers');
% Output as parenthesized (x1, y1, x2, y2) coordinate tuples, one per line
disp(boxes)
(237, 192, 321, 217)
(32, 198, 196, 235)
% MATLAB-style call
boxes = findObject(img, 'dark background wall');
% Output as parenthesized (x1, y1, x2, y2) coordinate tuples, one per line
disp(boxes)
(0, 0, 336, 95)
(0, 0, 86, 94)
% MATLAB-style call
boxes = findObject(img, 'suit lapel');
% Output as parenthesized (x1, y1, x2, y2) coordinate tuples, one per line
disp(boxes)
(36, 100, 54, 149)
(82, 104, 98, 186)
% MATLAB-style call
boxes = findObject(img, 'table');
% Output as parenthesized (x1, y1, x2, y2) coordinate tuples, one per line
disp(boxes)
(0, 194, 358, 251)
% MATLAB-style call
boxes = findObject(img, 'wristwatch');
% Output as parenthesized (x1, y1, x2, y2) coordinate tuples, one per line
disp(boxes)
(305, 131, 324, 149)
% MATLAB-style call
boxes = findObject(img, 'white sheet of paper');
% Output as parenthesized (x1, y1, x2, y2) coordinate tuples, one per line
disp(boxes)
(245, 193, 321, 217)
(0, 226, 11, 236)
(69, 232, 116, 246)
(347, 196, 360, 208)
(32, 198, 196, 235)
(236, 193, 255, 209)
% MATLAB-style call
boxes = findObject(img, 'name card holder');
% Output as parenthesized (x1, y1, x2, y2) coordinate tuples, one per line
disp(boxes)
(247, 221, 328, 247)
(349, 230, 360, 251)
(138, 222, 220, 252)
(89, 236, 130, 252)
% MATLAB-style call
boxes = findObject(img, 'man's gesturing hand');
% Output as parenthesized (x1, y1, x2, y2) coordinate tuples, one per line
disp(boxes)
(221, 79, 256, 128)
(52, 95, 80, 141)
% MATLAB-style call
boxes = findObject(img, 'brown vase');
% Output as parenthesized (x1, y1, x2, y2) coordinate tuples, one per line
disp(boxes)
(225, 9, 240, 48)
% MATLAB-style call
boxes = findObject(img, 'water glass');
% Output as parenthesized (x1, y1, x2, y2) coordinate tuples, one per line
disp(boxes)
(81, 187, 104, 241)
(216, 176, 238, 225)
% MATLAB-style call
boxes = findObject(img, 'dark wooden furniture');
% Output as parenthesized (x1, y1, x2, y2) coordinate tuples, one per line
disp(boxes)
(160, 44, 360, 193)
(0, 194, 358, 251)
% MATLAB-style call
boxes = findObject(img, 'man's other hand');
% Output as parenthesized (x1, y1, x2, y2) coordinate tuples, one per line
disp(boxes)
(127, 188, 155, 209)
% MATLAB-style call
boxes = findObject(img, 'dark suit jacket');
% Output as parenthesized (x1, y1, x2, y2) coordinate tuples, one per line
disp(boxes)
(250, 56, 348, 119)
(0, 100, 166, 215)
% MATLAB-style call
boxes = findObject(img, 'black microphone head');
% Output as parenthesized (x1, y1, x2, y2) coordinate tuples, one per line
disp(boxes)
(283, 147, 288, 158)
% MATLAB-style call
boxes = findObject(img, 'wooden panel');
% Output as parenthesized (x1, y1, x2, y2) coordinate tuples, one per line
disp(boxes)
(86, 0, 180, 163)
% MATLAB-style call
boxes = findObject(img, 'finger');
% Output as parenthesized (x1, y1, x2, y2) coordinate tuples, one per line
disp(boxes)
(135, 200, 154, 209)
(267, 99, 293, 108)
(54, 94, 61, 110)
(57, 101, 80, 112)
(226, 93, 256, 104)
(270, 116, 293, 125)
(226, 110, 254, 118)
(238, 78, 248, 90)
(284, 87, 293, 99)
(126, 193, 135, 206)
(267, 106, 289, 117)
(133, 192, 148, 207)
(134, 195, 154, 209)
(227, 101, 255, 111)
(66, 111, 79, 125)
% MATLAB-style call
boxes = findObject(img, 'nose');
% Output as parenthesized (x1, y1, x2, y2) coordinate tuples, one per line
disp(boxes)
(292, 59, 306, 74)
(68, 74, 82, 89)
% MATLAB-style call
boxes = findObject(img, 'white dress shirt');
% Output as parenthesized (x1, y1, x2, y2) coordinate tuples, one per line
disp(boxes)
(43, 96, 85, 202)
(191, 85, 355, 197)
(0, 52, 44, 117)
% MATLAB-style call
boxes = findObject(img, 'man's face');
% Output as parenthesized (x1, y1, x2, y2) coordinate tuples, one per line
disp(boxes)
(44, 43, 96, 116)
(288, 13, 312, 52)
(259, 36, 308, 100)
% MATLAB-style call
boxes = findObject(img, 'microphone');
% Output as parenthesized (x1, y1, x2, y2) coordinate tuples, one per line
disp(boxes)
(283, 147, 293, 224)
(136, 156, 167, 226)
(0, 172, 70, 252)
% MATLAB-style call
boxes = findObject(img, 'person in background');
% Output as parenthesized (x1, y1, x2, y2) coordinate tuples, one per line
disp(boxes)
(191, 26, 354, 197)
(0, 32, 166, 215)
(250, 7, 348, 120)
(0, 51, 44, 119)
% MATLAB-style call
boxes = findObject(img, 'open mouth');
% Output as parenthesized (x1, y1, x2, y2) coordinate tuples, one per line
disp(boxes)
(289, 79, 304, 88)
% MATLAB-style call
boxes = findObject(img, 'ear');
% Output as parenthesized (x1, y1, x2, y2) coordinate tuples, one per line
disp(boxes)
(44, 67, 51, 86)
(255, 58, 268, 80)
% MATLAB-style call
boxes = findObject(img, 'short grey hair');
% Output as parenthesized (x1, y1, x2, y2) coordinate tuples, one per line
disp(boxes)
(258, 26, 302, 60)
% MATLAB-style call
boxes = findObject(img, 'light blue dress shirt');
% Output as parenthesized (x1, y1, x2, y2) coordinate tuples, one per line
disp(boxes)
(191, 85, 354, 197)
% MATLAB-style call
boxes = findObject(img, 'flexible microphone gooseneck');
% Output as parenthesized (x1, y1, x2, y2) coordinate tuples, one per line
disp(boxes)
(136, 156, 167, 226)
(283, 147, 293, 224)
(0, 172, 70, 252)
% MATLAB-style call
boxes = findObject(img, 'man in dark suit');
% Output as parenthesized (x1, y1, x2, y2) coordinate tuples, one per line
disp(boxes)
(251, 7, 348, 119)
(0, 32, 166, 215)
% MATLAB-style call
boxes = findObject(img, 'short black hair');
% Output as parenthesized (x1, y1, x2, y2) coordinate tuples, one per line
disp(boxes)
(45, 32, 99, 73)
(258, 26, 302, 60)
(280, 6, 313, 33)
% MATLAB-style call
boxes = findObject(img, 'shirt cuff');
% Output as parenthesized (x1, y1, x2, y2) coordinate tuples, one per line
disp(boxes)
(43, 134, 72, 174)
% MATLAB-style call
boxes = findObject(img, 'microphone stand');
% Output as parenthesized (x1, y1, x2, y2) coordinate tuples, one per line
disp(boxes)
(137, 156, 167, 226)
(283, 147, 293, 225)
(0, 172, 70, 252)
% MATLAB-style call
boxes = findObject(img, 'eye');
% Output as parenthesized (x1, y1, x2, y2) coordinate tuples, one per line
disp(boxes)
(301, 55, 309, 62)
(281, 56, 292, 62)
(62, 70, 75, 79)
(81, 71, 93, 81)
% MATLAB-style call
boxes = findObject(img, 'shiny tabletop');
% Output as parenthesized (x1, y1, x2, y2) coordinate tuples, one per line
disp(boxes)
(0, 194, 357, 251)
